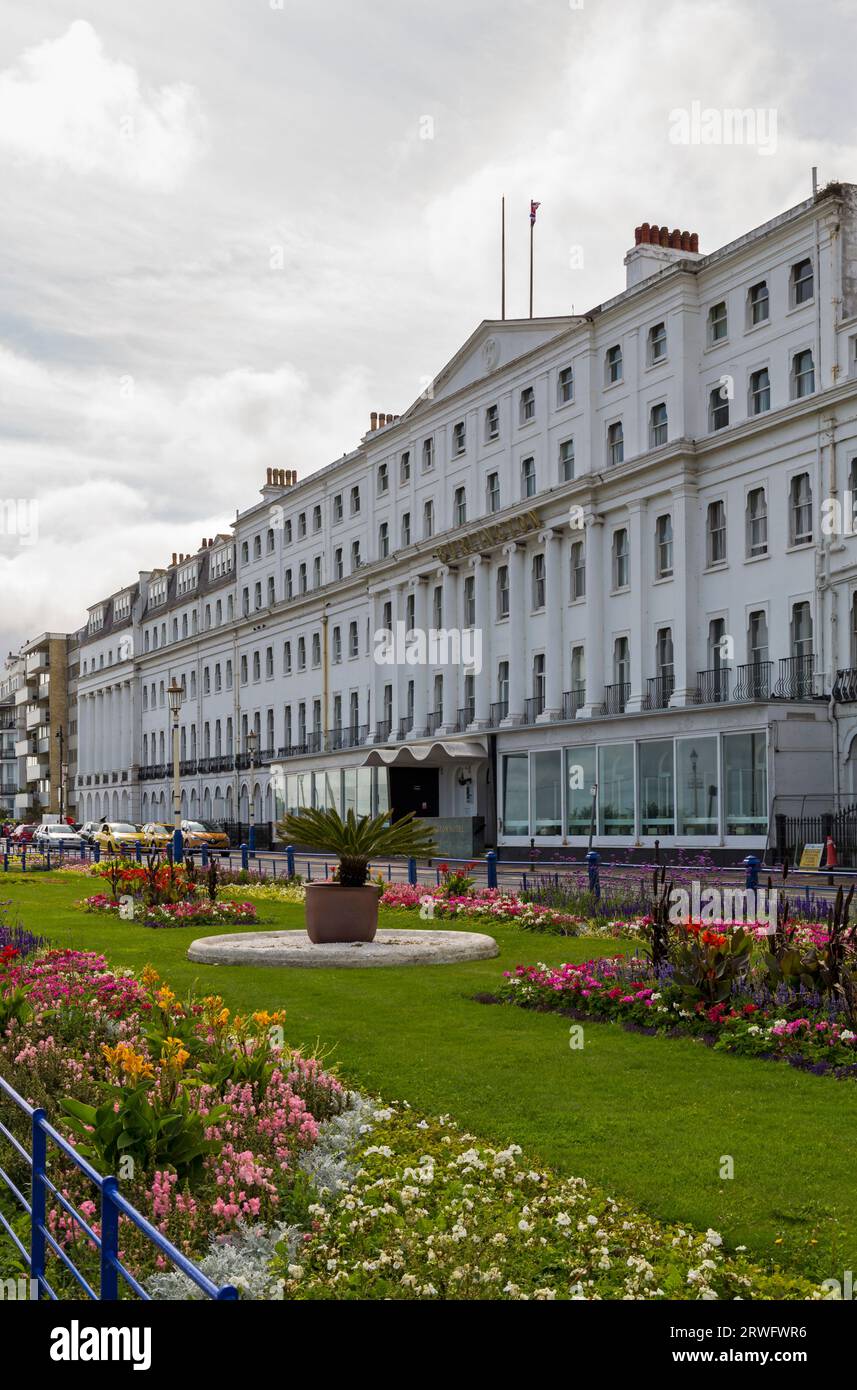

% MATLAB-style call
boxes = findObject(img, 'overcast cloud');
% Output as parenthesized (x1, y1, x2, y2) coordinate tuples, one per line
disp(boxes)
(1, 0, 855, 659)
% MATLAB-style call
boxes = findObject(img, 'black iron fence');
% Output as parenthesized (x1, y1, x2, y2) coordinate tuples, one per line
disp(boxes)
(772, 804, 857, 868)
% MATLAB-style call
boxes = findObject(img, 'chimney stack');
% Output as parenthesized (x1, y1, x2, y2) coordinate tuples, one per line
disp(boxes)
(627, 220, 701, 287)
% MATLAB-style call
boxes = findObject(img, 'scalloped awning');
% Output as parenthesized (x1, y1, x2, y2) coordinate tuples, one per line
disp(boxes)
(361, 739, 488, 767)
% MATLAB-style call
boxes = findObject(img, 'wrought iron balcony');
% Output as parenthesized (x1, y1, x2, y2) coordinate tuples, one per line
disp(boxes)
(375, 718, 392, 742)
(601, 682, 630, 716)
(833, 668, 857, 703)
(457, 702, 475, 730)
(773, 655, 816, 700)
(696, 667, 731, 704)
(426, 709, 442, 735)
(562, 687, 585, 718)
(644, 674, 674, 710)
(734, 661, 773, 701)
(398, 715, 412, 740)
(524, 692, 546, 724)
(488, 700, 508, 728)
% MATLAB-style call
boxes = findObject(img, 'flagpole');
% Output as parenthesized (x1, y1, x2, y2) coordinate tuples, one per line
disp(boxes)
(525, 208, 530, 318)
(501, 196, 506, 320)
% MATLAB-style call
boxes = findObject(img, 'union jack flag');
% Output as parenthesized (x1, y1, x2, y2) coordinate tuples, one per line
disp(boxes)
(530, 200, 541, 225)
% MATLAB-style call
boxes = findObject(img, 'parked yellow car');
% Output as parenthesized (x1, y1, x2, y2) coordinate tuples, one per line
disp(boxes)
(181, 821, 231, 855)
(140, 822, 174, 850)
(93, 822, 147, 855)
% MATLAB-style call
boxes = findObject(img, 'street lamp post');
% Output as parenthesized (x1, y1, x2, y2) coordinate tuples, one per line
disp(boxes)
(246, 728, 258, 855)
(166, 680, 184, 864)
(55, 725, 65, 820)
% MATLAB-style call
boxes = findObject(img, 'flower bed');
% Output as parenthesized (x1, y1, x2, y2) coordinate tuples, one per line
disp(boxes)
(499, 952, 857, 1077)
(80, 894, 258, 928)
(380, 882, 587, 933)
(0, 945, 346, 1295)
(0, 941, 835, 1300)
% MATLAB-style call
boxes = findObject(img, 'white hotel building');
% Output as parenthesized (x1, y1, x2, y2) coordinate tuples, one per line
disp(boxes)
(73, 183, 857, 860)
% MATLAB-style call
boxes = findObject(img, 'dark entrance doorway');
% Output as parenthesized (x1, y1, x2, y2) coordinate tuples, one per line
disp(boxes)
(389, 766, 439, 820)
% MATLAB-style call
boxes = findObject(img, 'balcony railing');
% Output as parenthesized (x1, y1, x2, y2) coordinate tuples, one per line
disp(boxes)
(833, 668, 857, 703)
(375, 718, 392, 742)
(562, 687, 585, 718)
(644, 674, 674, 710)
(457, 702, 475, 731)
(398, 715, 412, 740)
(489, 699, 508, 728)
(773, 655, 816, 700)
(426, 709, 442, 735)
(179, 759, 197, 776)
(696, 667, 731, 704)
(601, 682, 630, 716)
(524, 692, 546, 724)
(733, 661, 773, 701)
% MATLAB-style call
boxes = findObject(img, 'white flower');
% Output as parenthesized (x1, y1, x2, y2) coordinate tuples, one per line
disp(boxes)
(705, 1229, 723, 1247)
(518, 1219, 532, 1233)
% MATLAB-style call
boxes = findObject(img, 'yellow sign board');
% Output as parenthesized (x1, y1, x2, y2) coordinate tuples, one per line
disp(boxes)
(799, 844, 824, 869)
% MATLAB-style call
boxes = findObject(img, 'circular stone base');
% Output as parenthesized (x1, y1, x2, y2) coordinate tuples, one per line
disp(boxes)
(187, 926, 499, 969)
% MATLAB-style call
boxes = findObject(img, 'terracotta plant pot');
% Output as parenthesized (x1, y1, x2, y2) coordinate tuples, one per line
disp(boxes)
(304, 881, 381, 944)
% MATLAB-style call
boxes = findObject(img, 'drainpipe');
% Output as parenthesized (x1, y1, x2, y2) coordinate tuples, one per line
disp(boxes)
(321, 608, 330, 745)
(828, 692, 841, 805)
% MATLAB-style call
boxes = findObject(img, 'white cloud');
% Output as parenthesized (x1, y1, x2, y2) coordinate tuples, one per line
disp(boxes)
(0, 20, 204, 189)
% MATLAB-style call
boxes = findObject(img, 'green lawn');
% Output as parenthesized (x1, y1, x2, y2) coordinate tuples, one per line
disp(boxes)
(3, 871, 855, 1282)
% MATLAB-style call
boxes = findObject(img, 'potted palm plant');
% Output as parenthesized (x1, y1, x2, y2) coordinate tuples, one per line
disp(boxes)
(276, 807, 435, 943)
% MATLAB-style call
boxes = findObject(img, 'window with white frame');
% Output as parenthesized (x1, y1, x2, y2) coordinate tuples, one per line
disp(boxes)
(709, 384, 729, 431)
(706, 500, 726, 566)
(400, 450, 411, 484)
(378, 521, 390, 558)
(463, 574, 476, 627)
(422, 437, 434, 470)
(350, 485, 361, 515)
(791, 601, 813, 659)
(351, 539, 361, 570)
(570, 539, 585, 599)
(521, 456, 536, 498)
(605, 344, 623, 385)
(789, 472, 813, 545)
(557, 365, 574, 404)
(377, 462, 389, 494)
(708, 300, 728, 344)
(655, 514, 673, 578)
(423, 498, 434, 538)
(747, 280, 769, 326)
(746, 486, 768, 557)
(453, 421, 466, 455)
(749, 367, 770, 414)
(454, 486, 467, 526)
(496, 565, 510, 618)
(520, 386, 535, 424)
(334, 548, 343, 580)
(648, 321, 667, 363)
(612, 528, 629, 589)
(348, 621, 359, 657)
(333, 493, 343, 522)
(401, 512, 411, 545)
(532, 553, 546, 609)
(559, 438, 574, 481)
(607, 420, 624, 466)
(649, 402, 668, 448)
(486, 472, 500, 513)
(791, 258, 814, 306)
(791, 349, 815, 399)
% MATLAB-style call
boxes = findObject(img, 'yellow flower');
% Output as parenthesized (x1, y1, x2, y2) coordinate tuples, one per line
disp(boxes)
(160, 1037, 190, 1074)
(141, 965, 160, 987)
(155, 986, 176, 1010)
(102, 1041, 154, 1085)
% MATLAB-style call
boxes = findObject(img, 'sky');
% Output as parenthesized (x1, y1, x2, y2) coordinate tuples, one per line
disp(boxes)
(1, 0, 855, 662)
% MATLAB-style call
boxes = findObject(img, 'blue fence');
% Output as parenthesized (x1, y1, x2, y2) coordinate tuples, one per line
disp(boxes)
(0, 1074, 237, 1301)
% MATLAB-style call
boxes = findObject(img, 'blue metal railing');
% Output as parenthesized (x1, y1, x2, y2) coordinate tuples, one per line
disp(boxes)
(0, 1074, 237, 1301)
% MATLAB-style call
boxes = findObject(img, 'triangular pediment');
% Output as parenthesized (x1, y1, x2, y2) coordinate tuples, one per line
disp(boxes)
(399, 316, 580, 421)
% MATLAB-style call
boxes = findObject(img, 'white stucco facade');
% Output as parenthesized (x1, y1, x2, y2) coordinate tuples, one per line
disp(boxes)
(72, 183, 857, 857)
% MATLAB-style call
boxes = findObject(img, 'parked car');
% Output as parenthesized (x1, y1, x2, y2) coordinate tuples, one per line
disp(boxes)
(33, 824, 84, 851)
(181, 821, 231, 855)
(78, 821, 105, 845)
(92, 822, 147, 855)
(11, 823, 37, 844)
(139, 822, 174, 850)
